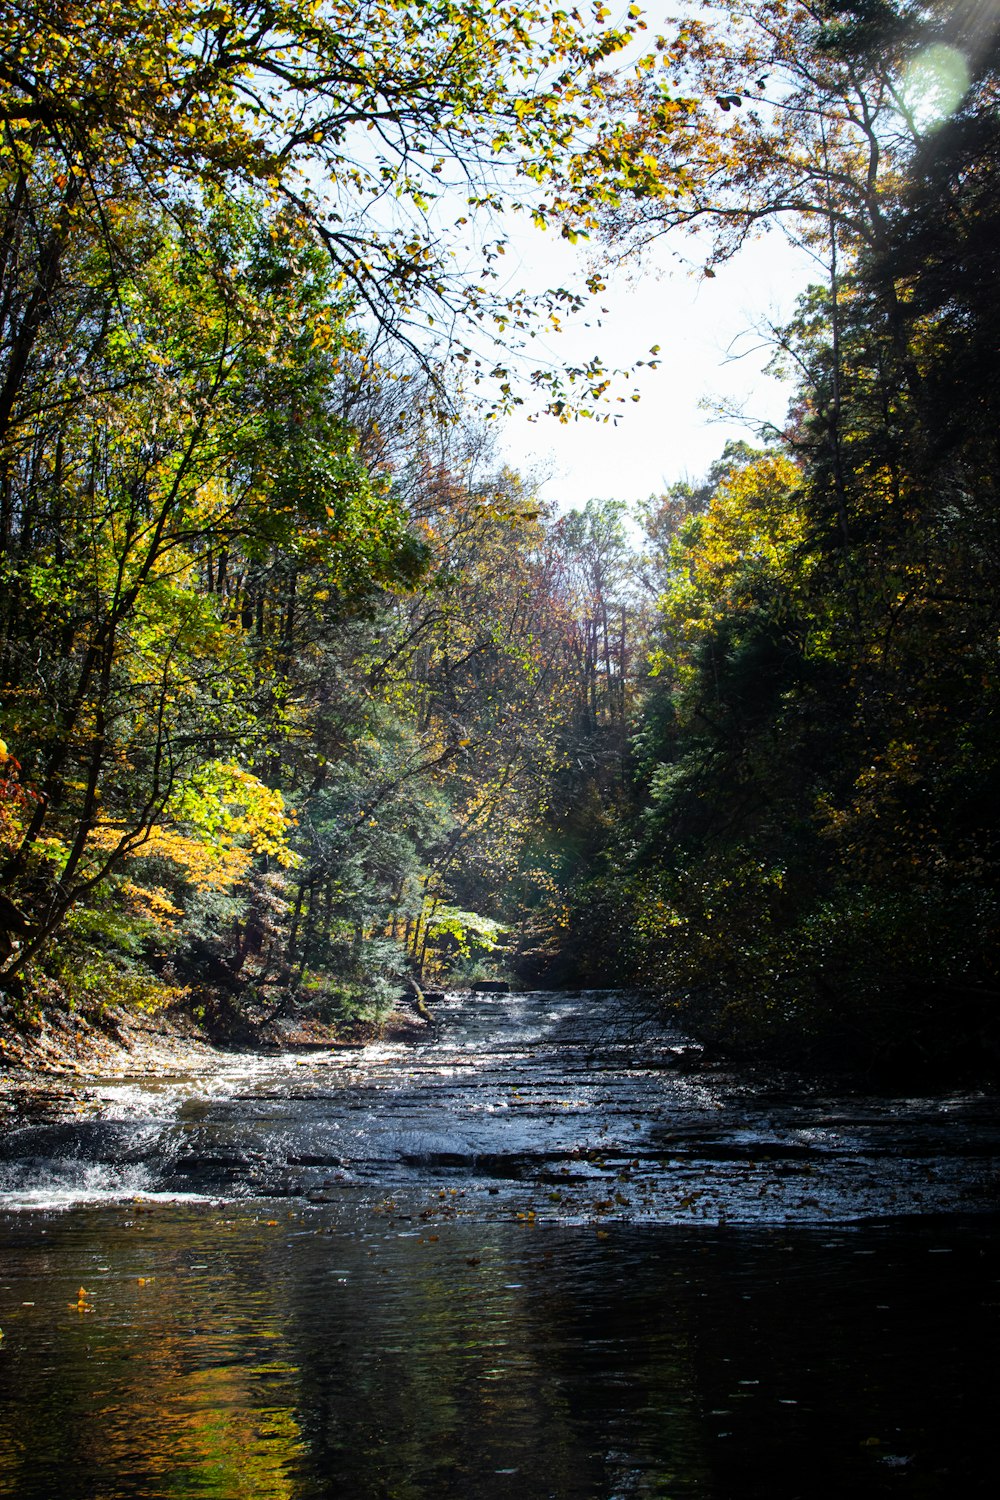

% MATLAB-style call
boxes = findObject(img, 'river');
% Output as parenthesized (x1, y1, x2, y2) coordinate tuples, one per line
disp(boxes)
(0, 988, 997, 1497)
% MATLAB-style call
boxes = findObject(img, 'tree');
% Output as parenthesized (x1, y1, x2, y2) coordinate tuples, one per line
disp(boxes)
(0, 0, 678, 1014)
(0, 0, 657, 419)
(571, 6, 1000, 1068)
(0, 193, 416, 995)
(585, 2, 995, 262)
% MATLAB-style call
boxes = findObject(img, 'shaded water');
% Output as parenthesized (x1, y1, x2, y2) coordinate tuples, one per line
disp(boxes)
(1, 990, 997, 1496)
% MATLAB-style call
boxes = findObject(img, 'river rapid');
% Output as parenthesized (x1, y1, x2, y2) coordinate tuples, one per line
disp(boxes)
(0, 988, 997, 1497)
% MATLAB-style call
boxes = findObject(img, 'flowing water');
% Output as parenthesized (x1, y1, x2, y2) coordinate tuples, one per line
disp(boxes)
(0, 989, 997, 1497)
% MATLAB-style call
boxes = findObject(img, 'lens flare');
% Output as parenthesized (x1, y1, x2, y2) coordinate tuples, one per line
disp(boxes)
(902, 44, 971, 129)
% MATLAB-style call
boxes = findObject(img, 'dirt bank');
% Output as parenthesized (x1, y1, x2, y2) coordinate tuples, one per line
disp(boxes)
(0, 994, 433, 1123)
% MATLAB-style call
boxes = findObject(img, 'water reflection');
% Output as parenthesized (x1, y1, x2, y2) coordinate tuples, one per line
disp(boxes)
(0, 1205, 996, 1498)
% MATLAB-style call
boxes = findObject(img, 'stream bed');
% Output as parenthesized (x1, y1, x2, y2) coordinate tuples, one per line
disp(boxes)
(1, 989, 997, 1497)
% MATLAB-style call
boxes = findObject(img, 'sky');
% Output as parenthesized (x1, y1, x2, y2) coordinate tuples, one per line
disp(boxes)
(478, 3, 972, 514)
(493, 218, 817, 512)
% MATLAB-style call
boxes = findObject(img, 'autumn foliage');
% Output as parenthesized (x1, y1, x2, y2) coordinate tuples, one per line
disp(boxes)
(2, 3, 998, 1076)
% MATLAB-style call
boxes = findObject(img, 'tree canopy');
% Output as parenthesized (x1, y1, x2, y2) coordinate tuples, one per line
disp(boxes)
(2, 2, 999, 1081)
(1, 0, 662, 412)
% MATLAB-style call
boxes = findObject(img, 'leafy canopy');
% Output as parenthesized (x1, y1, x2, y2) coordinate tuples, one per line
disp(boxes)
(1, 0, 660, 411)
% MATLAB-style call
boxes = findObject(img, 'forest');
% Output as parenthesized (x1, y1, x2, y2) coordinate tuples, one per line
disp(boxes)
(1, 0, 998, 1078)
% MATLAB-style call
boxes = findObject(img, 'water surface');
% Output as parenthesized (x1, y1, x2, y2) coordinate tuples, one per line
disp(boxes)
(1, 990, 997, 1496)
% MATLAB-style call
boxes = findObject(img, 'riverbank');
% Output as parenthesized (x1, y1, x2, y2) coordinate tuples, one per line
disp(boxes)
(0, 990, 433, 1122)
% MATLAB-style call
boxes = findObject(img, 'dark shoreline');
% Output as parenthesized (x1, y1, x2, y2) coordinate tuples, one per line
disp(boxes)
(0, 990, 434, 1124)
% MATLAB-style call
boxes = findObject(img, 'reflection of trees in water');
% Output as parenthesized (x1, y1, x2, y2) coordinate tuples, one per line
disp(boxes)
(0, 1210, 997, 1498)
(278, 1224, 708, 1500)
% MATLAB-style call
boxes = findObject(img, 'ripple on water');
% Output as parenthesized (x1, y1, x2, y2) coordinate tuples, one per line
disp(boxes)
(1, 990, 998, 1223)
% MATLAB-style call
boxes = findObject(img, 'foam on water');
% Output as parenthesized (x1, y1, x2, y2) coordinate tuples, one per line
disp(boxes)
(0, 1156, 213, 1210)
(2, 990, 998, 1221)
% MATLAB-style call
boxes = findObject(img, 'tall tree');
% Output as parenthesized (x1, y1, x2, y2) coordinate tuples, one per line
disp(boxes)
(0, 0, 657, 419)
(549, 3, 1000, 1070)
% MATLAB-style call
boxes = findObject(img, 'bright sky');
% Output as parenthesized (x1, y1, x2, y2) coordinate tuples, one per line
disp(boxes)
(495, 224, 816, 511)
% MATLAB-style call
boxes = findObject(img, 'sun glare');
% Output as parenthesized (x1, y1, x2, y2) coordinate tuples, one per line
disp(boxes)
(902, 44, 971, 130)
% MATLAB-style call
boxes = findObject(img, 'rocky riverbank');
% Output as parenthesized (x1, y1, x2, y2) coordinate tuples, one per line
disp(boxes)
(0, 990, 434, 1122)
